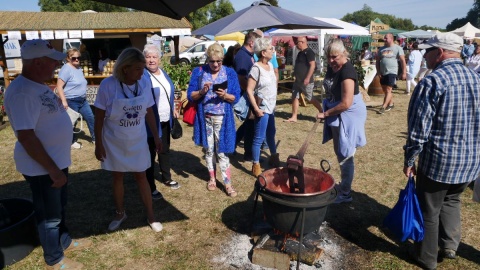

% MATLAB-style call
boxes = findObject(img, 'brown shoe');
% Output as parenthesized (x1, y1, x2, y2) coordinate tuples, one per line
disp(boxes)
(64, 238, 92, 254)
(45, 257, 84, 270)
(268, 153, 280, 167)
(252, 163, 262, 177)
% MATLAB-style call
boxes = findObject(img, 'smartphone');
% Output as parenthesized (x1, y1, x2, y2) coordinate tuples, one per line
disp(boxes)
(213, 81, 228, 92)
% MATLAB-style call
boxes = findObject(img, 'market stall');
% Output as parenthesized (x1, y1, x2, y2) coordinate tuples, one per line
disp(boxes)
(0, 11, 192, 92)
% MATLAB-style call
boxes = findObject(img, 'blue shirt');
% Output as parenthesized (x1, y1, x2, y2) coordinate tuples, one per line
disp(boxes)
(462, 43, 475, 59)
(58, 64, 87, 99)
(233, 46, 254, 77)
(202, 66, 228, 115)
(404, 58, 480, 184)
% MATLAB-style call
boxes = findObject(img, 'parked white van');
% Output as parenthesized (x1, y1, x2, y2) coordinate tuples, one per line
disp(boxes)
(170, 40, 238, 65)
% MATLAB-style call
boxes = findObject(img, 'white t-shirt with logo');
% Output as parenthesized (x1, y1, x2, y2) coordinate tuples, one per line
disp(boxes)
(5, 75, 72, 176)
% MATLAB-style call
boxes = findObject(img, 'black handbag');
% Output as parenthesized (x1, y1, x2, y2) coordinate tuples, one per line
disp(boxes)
(171, 118, 183, 139)
(148, 69, 183, 139)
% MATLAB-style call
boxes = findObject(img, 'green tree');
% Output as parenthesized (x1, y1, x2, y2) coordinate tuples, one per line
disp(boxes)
(38, 0, 128, 12)
(342, 3, 431, 30)
(209, 0, 235, 23)
(186, 0, 235, 30)
(186, 3, 215, 30)
(446, 0, 479, 31)
(264, 0, 279, 7)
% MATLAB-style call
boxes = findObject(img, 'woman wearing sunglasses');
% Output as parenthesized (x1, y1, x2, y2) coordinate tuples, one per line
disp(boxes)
(56, 48, 96, 148)
(187, 43, 241, 197)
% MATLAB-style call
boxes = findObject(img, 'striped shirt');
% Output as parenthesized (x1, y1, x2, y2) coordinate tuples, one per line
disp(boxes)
(404, 58, 480, 184)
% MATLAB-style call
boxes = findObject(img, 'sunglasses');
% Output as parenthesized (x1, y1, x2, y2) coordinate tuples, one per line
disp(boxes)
(209, 60, 222, 64)
(70, 57, 80, 61)
(425, 47, 438, 55)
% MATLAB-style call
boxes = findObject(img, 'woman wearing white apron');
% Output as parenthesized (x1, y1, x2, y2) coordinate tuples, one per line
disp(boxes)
(94, 48, 163, 232)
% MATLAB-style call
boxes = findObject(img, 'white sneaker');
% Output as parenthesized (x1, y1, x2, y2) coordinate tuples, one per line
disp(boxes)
(71, 142, 82, 149)
(148, 220, 163, 232)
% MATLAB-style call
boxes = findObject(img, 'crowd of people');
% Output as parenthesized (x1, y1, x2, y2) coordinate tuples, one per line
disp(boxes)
(4, 31, 480, 269)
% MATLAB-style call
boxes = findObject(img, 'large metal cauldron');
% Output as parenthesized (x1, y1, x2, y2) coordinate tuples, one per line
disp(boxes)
(0, 198, 39, 268)
(256, 166, 336, 235)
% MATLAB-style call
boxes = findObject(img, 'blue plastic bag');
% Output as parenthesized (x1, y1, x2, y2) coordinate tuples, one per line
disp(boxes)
(233, 92, 251, 121)
(383, 175, 424, 242)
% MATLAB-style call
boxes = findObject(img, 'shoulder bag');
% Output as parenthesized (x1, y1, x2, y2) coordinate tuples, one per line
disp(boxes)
(247, 65, 263, 120)
(184, 68, 206, 125)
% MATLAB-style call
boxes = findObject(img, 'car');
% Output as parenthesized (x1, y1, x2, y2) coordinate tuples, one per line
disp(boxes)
(170, 40, 238, 65)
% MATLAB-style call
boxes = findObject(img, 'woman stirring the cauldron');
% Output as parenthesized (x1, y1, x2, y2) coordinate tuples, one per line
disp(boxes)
(317, 39, 367, 204)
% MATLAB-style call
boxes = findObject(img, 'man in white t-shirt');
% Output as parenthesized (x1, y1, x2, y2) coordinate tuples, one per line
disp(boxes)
(4, 39, 91, 269)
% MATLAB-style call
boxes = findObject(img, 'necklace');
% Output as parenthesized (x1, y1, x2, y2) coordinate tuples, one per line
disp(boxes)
(120, 81, 139, 98)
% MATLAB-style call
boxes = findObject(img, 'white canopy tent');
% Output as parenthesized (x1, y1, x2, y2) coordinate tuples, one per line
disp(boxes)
(449, 22, 480, 38)
(398, 29, 437, 39)
(268, 17, 370, 72)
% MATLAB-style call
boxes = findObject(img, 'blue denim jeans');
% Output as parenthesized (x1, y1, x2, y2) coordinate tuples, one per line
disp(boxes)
(331, 126, 355, 194)
(67, 97, 95, 142)
(23, 168, 72, 266)
(252, 113, 277, 163)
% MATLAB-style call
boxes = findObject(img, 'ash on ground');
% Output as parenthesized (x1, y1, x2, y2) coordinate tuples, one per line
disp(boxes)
(212, 221, 348, 270)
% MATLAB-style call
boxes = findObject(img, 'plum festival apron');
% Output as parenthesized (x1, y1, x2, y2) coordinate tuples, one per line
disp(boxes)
(101, 82, 150, 172)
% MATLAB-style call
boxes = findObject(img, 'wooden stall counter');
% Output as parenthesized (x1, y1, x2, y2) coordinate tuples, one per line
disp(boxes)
(46, 74, 111, 105)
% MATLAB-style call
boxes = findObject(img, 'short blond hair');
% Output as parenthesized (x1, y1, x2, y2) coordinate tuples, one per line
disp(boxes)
(113, 47, 146, 83)
(206, 43, 224, 60)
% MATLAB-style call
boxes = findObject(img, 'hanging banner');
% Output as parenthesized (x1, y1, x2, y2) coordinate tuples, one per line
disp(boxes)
(25, 31, 40, 40)
(55, 30, 68, 39)
(161, 28, 191, 36)
(7, 31, 22, 40)
(81, 30, 94, 39)
(69, 30, 82, 38)
(41, 31, 55, 40)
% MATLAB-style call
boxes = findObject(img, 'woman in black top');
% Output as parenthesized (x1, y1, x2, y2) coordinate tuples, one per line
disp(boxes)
(317, 38, 367, 204)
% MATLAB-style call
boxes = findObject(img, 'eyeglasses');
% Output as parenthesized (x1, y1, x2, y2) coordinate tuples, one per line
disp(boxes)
(208, 60, 222, 64)
(70, 57, 80, 61)
(295, 40, 305, 45)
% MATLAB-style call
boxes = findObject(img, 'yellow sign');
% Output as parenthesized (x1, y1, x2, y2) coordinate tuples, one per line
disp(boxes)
(371, 34, 384, 40)
(369, 21, 389, 34)
(371, 42, 385, 47)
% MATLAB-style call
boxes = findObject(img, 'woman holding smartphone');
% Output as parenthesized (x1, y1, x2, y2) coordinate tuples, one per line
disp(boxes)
(187, 43, 241, 197)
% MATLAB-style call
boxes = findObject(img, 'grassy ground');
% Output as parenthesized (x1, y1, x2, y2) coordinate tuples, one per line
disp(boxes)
(1, 81, 480, 269)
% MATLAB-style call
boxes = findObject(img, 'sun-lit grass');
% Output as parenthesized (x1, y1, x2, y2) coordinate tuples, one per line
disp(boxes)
(1, 80, 479, 269)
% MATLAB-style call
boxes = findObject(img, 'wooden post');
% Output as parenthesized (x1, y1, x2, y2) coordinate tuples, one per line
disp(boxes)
(173, 35, 180, 64)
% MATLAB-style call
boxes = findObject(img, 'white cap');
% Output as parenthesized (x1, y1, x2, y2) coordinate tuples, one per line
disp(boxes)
(418, 33, 463, 53)
(21, 39, 66, 60)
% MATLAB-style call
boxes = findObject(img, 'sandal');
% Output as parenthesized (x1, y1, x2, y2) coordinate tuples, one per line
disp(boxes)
(207, 179, 216, 191)
(226, 185, 237, 197)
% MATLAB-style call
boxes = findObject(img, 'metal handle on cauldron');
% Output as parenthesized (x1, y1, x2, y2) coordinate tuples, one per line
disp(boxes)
(320, 159, 331, 173)
(256, 174, 268, 190)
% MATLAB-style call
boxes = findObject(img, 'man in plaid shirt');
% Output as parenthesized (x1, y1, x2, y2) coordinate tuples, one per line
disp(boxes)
(403, 33, 480, 270)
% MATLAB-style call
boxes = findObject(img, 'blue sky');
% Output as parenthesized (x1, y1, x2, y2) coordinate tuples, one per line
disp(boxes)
(0, 0, 474, 29)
